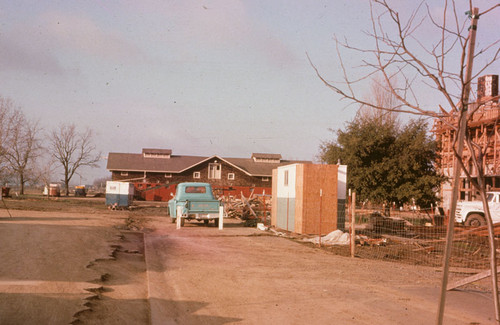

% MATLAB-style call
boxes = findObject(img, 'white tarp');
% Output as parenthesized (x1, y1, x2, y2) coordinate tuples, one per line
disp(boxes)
(303, 230, 350, 245)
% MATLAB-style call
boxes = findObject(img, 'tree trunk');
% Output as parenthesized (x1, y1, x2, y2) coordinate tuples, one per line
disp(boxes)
(65, 171, 70, 196)
(19, 174, 24, 195)
(478, 190, 500, 321)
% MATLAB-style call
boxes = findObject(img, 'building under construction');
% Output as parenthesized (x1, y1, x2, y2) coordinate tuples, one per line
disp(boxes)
(433, 74, 499, 209)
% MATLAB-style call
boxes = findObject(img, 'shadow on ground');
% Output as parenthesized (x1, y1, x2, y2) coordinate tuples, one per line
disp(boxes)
(149, 298, 243, 325)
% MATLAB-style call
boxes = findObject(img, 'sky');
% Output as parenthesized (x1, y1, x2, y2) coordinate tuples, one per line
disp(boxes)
(0, 0, 499, 185)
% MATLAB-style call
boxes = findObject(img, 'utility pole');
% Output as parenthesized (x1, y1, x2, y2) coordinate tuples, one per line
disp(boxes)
(436, 7, 480, 325)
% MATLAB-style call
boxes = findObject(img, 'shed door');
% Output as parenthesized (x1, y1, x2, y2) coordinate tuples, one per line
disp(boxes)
(277, 195, 295, 231)
(276, 166, 297, 232)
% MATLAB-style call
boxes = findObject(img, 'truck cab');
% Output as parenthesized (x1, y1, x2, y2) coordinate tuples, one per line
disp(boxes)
(168, 182, 223, 226)
(455, 191, 500, 226)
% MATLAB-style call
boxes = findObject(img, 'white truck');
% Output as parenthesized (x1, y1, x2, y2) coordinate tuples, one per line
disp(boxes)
(455, 191, 500, 226)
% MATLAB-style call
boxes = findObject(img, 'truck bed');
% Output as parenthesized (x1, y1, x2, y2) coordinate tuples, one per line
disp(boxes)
(186, 200, 221, 214)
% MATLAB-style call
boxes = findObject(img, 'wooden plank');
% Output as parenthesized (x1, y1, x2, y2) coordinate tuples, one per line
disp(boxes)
(322, 164, 338, 232)
(434, 267, 485, 274)
(351, 192, 356, 258)
(240, 192, 258, 219)
(454, 223, 500, 240)
(301, 164, 316, 234)
(447, 268, 500, 290)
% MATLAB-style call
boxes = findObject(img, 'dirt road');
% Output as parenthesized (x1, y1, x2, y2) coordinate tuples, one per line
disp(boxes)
(145, 218, 496, 325)
(0, 200, 497, 324)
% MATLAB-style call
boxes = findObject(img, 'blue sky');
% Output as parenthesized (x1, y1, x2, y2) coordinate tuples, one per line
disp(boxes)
(0, 1, 498, 184)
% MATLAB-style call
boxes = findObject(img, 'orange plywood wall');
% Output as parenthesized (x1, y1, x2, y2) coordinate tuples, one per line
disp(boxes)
(295, 164, 338, 235)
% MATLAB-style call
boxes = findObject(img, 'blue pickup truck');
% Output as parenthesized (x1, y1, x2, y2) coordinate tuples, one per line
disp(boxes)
(168, 182, 223, 227)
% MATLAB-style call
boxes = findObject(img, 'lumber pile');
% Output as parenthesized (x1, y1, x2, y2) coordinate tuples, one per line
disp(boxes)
(224, 191, 271, 226)
(454, 222, 500, 240)
(367, 211, 412, 235)
(379, 222, 500, 255)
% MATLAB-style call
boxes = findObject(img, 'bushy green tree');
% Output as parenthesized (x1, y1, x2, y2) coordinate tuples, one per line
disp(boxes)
(319, 112, 445, 208)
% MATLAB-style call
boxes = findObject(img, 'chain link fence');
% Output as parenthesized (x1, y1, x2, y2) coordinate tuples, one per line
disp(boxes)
(343, 206, 496, 271)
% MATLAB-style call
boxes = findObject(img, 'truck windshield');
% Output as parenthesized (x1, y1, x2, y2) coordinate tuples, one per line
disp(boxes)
(488, 193, 495, 202)
(185, 186, 207, 194)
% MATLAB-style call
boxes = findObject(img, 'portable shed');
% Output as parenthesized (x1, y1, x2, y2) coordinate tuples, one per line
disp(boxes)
(271, 164, 346, 235)
(106, 181, 134, 207)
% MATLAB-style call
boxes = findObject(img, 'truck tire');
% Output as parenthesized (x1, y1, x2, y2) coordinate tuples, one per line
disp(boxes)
(465, 213, 486, 227)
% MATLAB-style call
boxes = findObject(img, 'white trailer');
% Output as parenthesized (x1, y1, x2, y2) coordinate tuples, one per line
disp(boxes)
(105, 181, 134, 208)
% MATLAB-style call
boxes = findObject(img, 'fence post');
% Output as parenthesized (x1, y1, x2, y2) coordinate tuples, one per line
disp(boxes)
(350, 192, 356, 258)
(218, 206, 224, 230)
(176, 206, 182, 230)
(319, 189, 323, 247)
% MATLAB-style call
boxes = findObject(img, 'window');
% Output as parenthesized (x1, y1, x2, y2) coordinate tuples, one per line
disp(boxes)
(143, 153, 170, 158)
(121, 171, 128, 176)
(262, 177, 269, 182)
(185, 186, 206, 194)
(228, 173, 235, 180)
(284, 170, 289, 186)
(142, 149, 172, 159)
(165, 173, 172, 178)
(208, 163, 221, 179)
(193, 172, 201, 179)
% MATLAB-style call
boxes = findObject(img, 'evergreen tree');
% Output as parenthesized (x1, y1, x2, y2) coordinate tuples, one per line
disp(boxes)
(319, 112, 444, 207)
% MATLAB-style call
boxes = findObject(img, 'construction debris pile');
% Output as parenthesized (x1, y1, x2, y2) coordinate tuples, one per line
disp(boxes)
(223, 192, 271, 226)
(365, 211, 413, 236)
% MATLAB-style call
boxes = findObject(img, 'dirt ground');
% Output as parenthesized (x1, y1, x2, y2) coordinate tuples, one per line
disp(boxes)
(0, 197, 497, 324)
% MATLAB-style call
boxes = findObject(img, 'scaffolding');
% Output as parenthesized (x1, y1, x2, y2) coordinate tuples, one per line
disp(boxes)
(433, 75, 500, 204)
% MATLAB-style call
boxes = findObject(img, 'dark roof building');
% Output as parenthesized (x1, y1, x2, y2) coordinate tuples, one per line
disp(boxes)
(106, 149, 311, 191)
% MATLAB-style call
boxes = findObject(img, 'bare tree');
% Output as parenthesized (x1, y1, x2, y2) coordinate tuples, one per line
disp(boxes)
(358, 76, 400, 124)
(34, 156, 59, 198)
(0, 98, 20, 183)
(308, 1, 500, 323)
(48, 124, 101, 196)
(4, 113, 42, 195)
(93, 176, 111, 191)
(0, 97, 42, 191)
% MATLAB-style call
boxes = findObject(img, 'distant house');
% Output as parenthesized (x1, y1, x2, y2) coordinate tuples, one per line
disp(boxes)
(106, 148, 310, 200)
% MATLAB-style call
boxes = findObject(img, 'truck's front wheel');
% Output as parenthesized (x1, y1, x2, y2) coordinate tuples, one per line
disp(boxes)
(465, 214, 486, 227)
